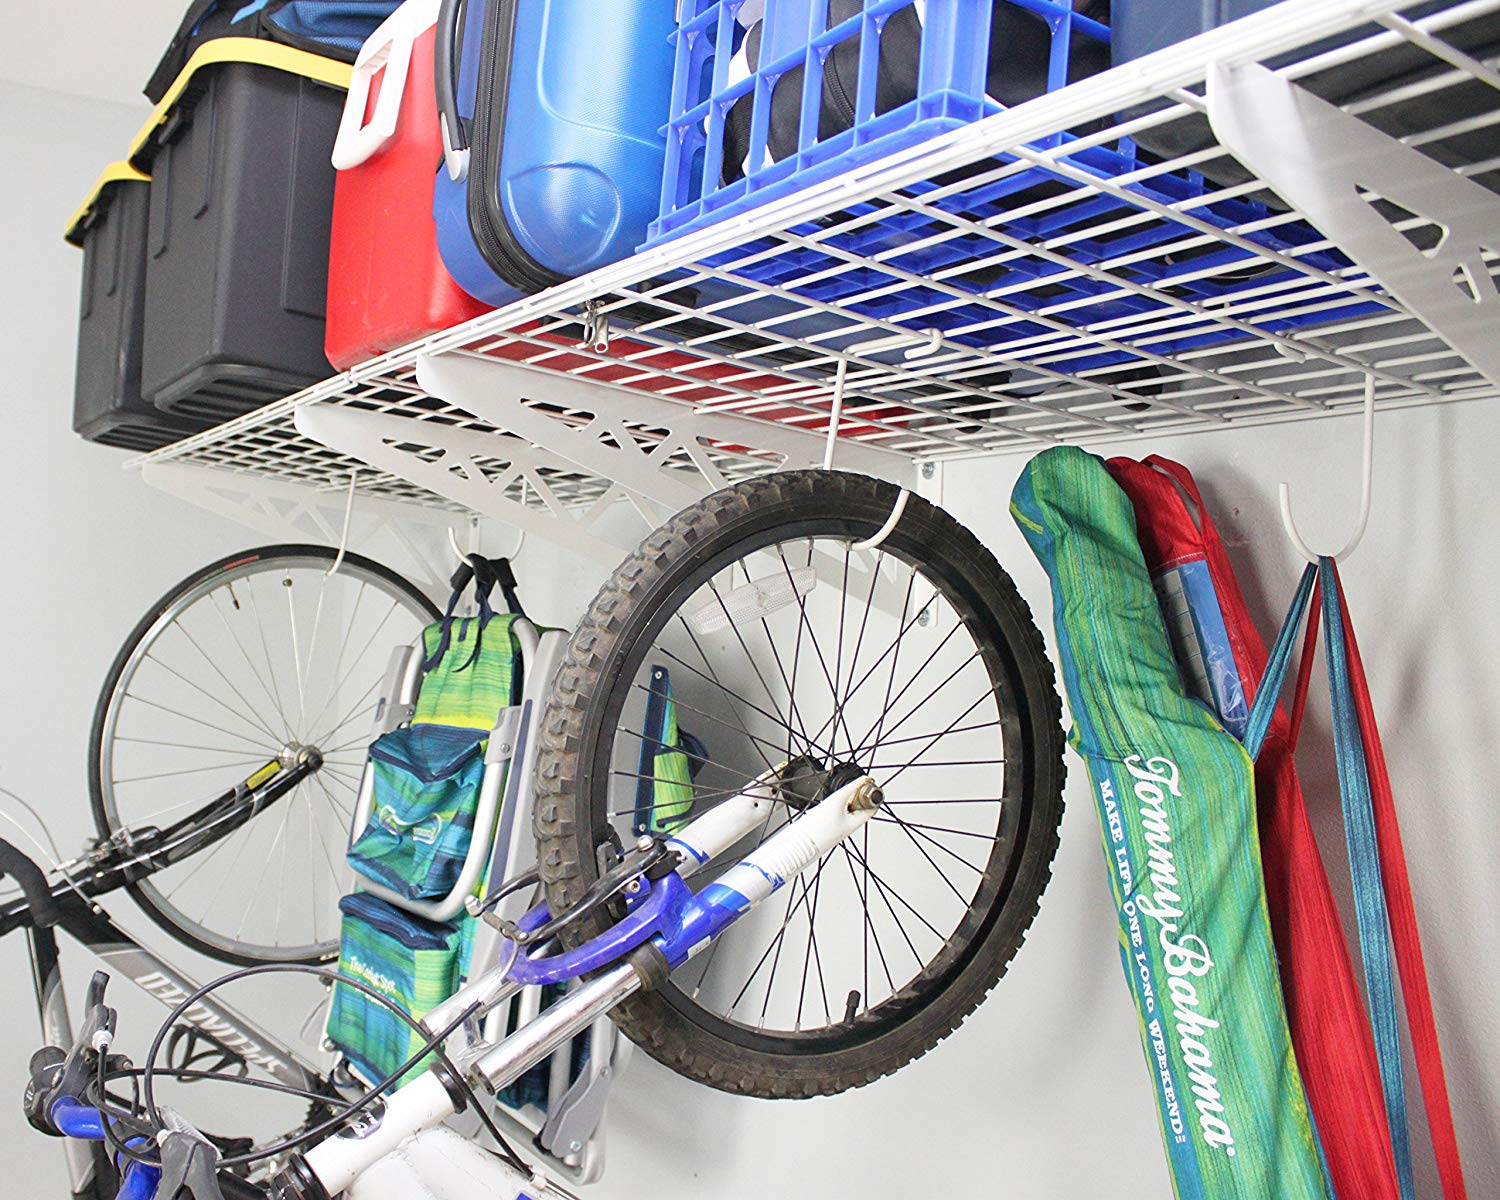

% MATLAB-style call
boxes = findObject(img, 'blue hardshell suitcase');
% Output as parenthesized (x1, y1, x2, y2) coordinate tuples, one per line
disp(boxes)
(432, 0, 677, 308)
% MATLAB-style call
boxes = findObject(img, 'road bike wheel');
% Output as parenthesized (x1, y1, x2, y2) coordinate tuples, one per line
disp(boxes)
(534, 471, 1065, 1098)
(89, 545, 439, 966)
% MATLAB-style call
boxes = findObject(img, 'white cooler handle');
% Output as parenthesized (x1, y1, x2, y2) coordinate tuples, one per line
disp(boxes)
(331, 0, 440, 171)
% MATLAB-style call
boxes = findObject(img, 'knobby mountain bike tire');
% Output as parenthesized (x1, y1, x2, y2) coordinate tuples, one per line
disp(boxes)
(534, 471, 1065, 1097)
(89, 545, 439, 966)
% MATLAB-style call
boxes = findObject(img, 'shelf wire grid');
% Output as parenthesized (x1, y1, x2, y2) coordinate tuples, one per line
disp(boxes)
(135, 0, 1500, 514)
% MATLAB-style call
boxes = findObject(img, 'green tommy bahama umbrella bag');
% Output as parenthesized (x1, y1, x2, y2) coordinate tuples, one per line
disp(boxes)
(1011, 446, 1327, 1200)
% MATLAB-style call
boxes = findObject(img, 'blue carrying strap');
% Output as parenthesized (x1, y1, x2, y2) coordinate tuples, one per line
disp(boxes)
(1242, 561, 1317, 760)
(1318, 560, 1415, 1200)
(1244, 558, 1416, 1200)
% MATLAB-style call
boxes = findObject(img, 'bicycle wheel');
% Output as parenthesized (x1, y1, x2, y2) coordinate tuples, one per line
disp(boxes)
(89, 545, 439, 966)
(535, 471, 1064, 1098)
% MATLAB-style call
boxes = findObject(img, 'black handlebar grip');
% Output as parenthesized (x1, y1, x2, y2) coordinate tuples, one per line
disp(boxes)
(0, 838, 60, 928)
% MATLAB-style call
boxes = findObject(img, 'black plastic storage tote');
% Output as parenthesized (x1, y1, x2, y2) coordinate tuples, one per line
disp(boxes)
(66, 166, 214, 451)
(145, 0, 400, 101)
(132, 40, 349, 424)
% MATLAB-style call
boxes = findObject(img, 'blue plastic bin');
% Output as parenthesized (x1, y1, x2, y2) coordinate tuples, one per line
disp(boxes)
(645, 0, 1111, 247)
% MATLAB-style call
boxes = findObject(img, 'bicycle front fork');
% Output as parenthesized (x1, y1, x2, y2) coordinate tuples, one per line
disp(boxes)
(299, 775, 881, 1198)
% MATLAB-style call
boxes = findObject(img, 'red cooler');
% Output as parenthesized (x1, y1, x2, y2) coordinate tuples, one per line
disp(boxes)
(325, 0, 488, 370)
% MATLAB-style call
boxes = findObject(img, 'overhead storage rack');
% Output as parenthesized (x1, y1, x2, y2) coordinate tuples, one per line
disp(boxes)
(130, 0, 1500, 559)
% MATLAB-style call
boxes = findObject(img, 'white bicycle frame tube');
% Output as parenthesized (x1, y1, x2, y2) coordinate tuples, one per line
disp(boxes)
(662, 767, 779, 877)
(305, 778, 879, 1196)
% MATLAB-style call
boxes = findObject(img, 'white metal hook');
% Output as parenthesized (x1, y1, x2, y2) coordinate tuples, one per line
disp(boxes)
(447, 519, 524, 564)
(903, 327, 944, 361)
(447, 522, 477, 565)
(821, 359, 849, 472)
(325, 470, 359, 577)
(1279, 375, 1375, 564)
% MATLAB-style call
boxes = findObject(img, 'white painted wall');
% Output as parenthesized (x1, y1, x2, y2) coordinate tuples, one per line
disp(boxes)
(4, 71, 1495, 1200)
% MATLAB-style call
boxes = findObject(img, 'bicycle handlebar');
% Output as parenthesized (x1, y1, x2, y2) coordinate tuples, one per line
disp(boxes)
(0, 838, 59, 927)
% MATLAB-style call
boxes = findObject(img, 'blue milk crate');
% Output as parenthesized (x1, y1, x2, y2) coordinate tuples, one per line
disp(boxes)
(639, 0, 1389, 385)
(645, 0, 1111, 248)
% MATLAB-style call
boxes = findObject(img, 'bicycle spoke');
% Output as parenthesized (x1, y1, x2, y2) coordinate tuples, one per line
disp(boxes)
(306, 797, 322, 948)
(321, 731, 377, 757)
(115, 735, 276, 755)
(285, 570, 309, 734)
(139, 652, 283, 747)
(161, 822, 246, 901)
(875, 688, 997, 790)
(727, 874, 806, 1021)
(775, 548, 856, 755)
(195, 817, 262, 919)
(244, 578, 294, 740)
(661, 635, 797, 748)
(662, 632, 827, 770)
(311, 580, 368, 733)
(627, 692, 789, 774)
(300, 573, 335, 739)
(311, 676, 384, 751)
(844, 839, 933, 961)
(880, 808, 986, 878)
(738, 560, 814, 758)
(705, 577, 807, 761)
(796, 852, 833, 1030)
(869, 758, 1007, 770)
(113, 756, 273, 786)
(782, 546, 811, 767)
(306, 784, 349, 892)
(607, 772, 753, 813)
(802, 565, 920, 754)
(313, 772, 356, 827)
(167, 620, 288, 746)
(835, 547, 886, 753)
(853, 719, 1001, 751)
(115, 790, 254, 827)
(872, 816, 999, 841)
(828, 543, 852, 759)
(121, 695, 278, 751)
(237, 801, 292, 942)
(719, 795, 796, 1019)
(842, 834, 895, 1001)
(303, 598, 402, 738)
(274, 787, 293, 946)
(207, 588, 295, 743)
(850, 635, 970, 762)
(851, 652, 982, 767)
(321, 766, 366, 795)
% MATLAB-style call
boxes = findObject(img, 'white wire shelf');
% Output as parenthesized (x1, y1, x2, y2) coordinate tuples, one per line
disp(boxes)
(133, 0, 1500, 516)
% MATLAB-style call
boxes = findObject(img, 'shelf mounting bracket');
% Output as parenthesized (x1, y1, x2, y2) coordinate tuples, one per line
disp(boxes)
(1207, 60, 1500, 393)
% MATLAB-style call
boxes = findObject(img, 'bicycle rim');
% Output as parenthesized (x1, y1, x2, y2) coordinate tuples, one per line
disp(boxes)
(91, 547, 438, 965)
